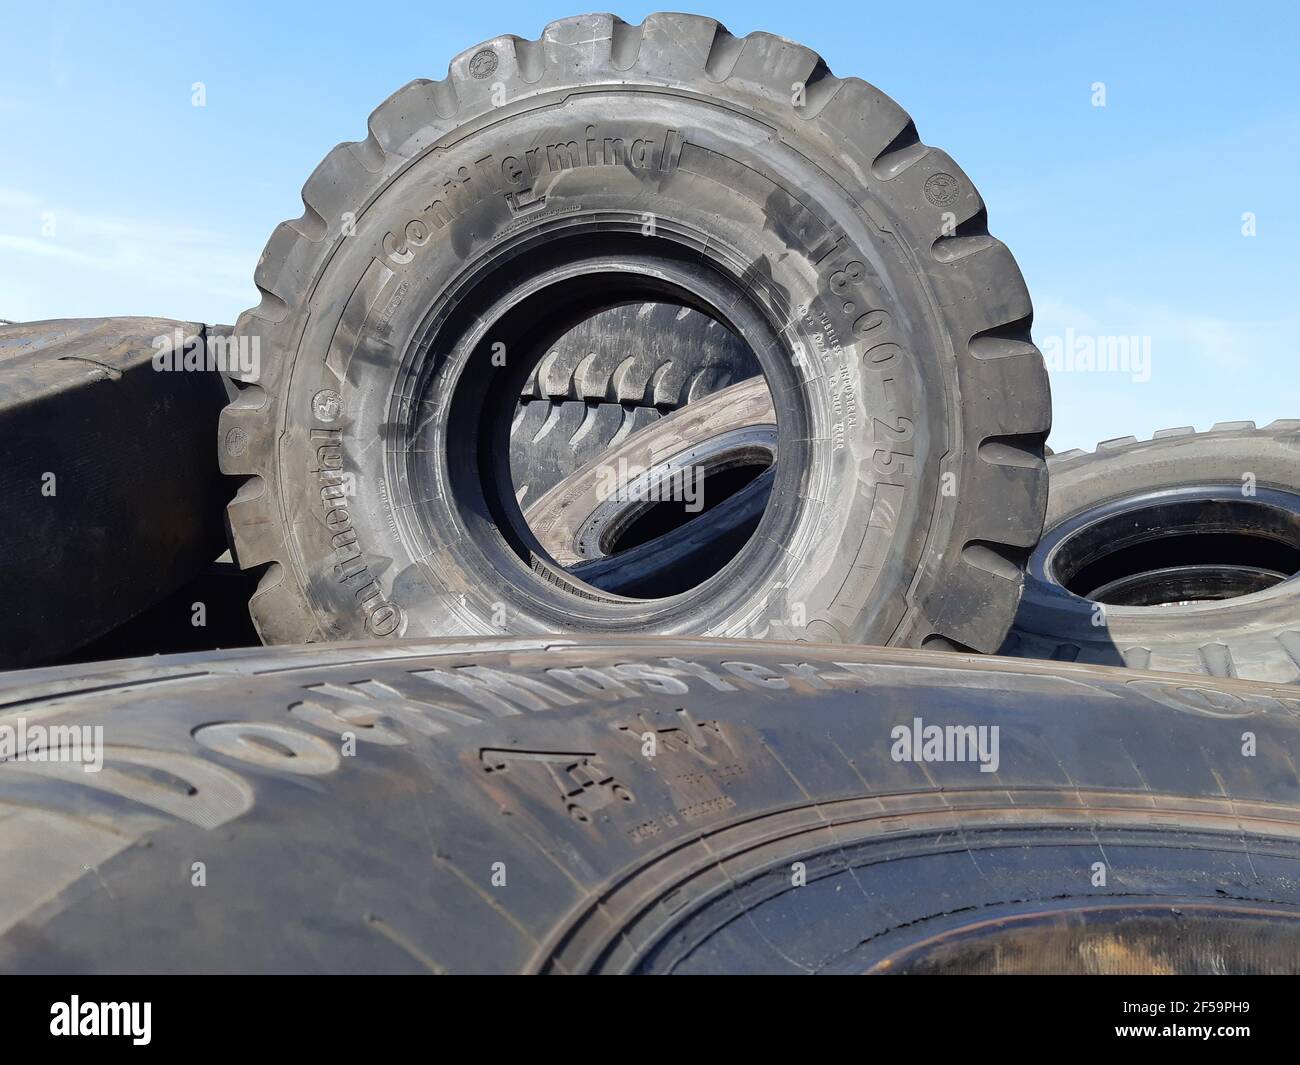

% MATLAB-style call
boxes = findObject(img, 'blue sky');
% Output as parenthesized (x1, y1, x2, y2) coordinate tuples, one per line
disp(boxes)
(2, 0, 1297, 450)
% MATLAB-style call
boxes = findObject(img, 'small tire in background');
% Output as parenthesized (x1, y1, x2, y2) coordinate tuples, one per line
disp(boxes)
(511, 301, 761, 501)
(522, 376, 776, 596)
(3, 637, 1300, 973)
(0, 318, 234, 668)
(1001, 420, 1300, 682)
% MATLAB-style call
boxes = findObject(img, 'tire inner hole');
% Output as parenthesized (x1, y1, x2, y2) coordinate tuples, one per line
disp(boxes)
(1050, 495, 1300, 606)
(604, 461, 771, 555)
(510, 298, 776, 597)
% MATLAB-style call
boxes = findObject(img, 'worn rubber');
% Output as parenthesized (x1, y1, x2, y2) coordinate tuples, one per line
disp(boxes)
(510, 302, 761, 500)
(221, 12, 1049, 651)
(68, 558, 261, 663)
(0, 318, 232, 668)
(524, 376, 775, 565)
(511, 398, 661, 505)
(568, 468, 775, 597)
(3, 637, 1300, 973)
(523, 375, 772, 596)
(1002, 421, 1300, 682)
(518, 302, 760, 406)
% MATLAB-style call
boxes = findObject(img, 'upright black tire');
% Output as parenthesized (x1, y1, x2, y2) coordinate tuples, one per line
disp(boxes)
(0, 318, 232, 668)
(1002, 421, 1300, 682)
(511, 301, 761, 501)
(220, 12, 1049, 651)
(3, 637, 1300, 973)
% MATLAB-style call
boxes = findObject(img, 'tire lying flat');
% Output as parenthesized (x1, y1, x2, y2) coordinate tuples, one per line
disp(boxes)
(0, 318, 232, 668)
(566, 468, 775, 598)
(1002, 421, 1300, 682)
(524, 376, 775, 565)
(521, 376, 776, 596)
(511, 301, 761, 501)
(3, 637, 1300, 973)
(220, 12, 1049, 652)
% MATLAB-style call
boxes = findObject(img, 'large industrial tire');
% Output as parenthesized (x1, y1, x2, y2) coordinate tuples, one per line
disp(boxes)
(511, 301, 761, 500)
(3, 637, 1300, 974)
(220, 12, 1049, 651)
(0, 317, 232, 668)
(1002, 420, 1300, 682)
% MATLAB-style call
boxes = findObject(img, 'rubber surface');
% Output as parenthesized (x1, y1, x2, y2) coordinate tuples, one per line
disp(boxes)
(68, 559, 261, 664)
(1002, 421, 1300, 683)
(220, 12, 1049, 652)
(524, 376, 775, 565)
(569, 468, 775, 597)
(518, 302, 759, 407)
(523, 375, 774, 595)
(0, 318, 232, 668)
(511, 301, 761, 500)
(2, 636, 1299, 973)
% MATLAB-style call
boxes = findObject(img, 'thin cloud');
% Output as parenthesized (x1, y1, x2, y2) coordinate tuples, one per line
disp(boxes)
(0, 186, 256, 309)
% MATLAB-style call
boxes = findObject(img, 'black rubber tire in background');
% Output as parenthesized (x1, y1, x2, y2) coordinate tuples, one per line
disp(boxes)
(65, 557, 261, 663)
(3, 637, 1300, 974)
(567, 469, 775, 598)
(1002, 421, 1300, 682)
(524, 376, 775, 563)
(220, 12, 1049, 653)
(0, 318, 233, 669)
(511, 301, 761, 501)
(521, 376, 776, 596)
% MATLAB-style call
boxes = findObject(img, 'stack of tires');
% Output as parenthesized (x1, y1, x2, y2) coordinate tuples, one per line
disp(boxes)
(2, 13, 1298, 975)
